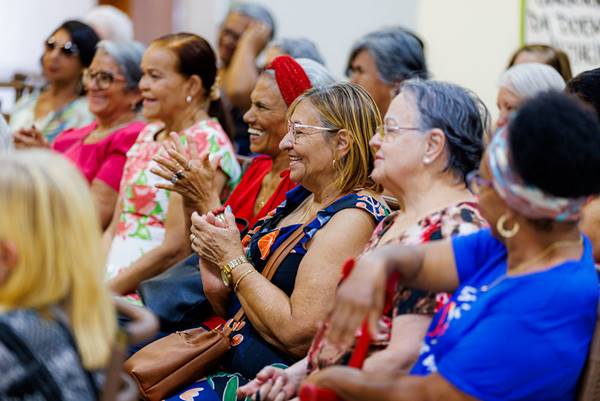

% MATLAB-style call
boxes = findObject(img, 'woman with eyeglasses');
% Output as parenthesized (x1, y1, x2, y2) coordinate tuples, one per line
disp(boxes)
(310, 91, 600, 401)
(159, 82, 387, 400)
(10, 20, 98, 143)
(239, 79, 489, 401)
(14, 40, 146, 230)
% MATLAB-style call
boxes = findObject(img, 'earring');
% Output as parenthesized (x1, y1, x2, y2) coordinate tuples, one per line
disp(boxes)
(423, 158, 431, 165)
(497, 213, 519, 238)
(332, 159, 337, 169)
(186, 95, 192, 104)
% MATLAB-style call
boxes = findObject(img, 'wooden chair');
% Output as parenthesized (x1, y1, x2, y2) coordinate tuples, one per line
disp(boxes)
(100, 298, 159, 401)
(577, 300, 600, 401)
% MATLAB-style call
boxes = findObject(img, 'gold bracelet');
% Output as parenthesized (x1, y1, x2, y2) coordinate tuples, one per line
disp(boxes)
(233, 268, 256, 292)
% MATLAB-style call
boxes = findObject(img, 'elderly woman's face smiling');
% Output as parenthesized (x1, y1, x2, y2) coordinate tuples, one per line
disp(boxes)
(280, 100, 337, 187)
(243, 74, 288, 157)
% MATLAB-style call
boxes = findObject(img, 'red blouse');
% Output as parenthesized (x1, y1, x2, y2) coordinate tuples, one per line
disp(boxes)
(225, 155, 296, 229)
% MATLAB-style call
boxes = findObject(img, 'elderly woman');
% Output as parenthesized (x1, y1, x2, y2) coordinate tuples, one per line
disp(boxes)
(311, 91, 600, 401)
(10, 20, 97, 142)
(15, 40, 146, 229)
(496, 62, 565, 129)
(239, 79, 490, 401)
(347, 27, 428, 115)
(508, 43, 572, 81)
(0, 150, 116, 399)
(103, 33, 240, 296)
(154, 56, 335, 231)
(161, 82, 387, 400)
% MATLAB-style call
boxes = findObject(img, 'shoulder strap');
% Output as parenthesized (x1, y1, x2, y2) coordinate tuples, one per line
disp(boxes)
(0, 321, 64, 400)
(230, 222, 309, 322)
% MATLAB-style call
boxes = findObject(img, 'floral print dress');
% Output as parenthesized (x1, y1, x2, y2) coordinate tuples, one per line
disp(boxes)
(307, 201, 487, 371)
(105, 119, 241, 280)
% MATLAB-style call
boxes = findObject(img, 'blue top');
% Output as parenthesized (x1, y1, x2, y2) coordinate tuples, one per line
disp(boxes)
(410, 228, 598, 401)
(221, 186, 387, 379)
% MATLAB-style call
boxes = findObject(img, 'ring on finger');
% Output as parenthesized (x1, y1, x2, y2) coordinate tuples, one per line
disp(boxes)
(170, 175, 178, 184)
(190, 233, 197, 243)
(175, 169, 185, 180)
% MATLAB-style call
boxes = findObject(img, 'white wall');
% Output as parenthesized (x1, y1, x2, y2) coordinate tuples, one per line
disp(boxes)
(416, 0, 522, 118)
(180, 0, 418, 80)
(0, 0, 96, 112)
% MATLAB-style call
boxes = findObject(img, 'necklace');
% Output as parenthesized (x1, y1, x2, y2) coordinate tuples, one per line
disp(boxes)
(480, 237, 583, 292)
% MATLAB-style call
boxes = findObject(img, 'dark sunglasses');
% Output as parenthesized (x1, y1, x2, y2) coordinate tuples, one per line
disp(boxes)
(45, 37, 79, 57)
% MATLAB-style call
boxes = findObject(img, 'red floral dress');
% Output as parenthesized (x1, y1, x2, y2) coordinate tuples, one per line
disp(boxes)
(105, 119, 240, 279)
(307, 201, 487, 371)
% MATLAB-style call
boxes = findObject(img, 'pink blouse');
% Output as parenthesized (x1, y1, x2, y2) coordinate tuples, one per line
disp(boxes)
(52, 121, 145, 191)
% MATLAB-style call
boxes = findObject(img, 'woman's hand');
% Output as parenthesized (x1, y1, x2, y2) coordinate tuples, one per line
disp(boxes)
(238, 366, 300, 401)
(13, 127, 49, 149)
(325, 252, 388, 349)
(151, 132, 221, 212)
(239, 21, 272, 56)
(190, 207, 244, 266)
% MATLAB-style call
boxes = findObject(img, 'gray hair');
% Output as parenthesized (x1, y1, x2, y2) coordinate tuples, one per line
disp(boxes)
(499, 63, 566, 100)
(270, 38, 325, 65)
(347, 27, 428, 84)
(399, 79, 490, 183)
(296, 58, 336, 88)
(229, 2, 276, 39)
(96, 40, 145, 91)
(84, 5, 134, 42)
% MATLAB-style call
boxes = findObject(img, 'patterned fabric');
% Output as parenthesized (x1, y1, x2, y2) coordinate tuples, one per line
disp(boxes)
(167, 186, 387, 401)
(9, 93, 93, 143)
(306, 201, 487, 372)
(105, 119, 241, 279)
(51, 120, 145, 191)
(489, 127, 586, 222)
(0, 309, 99, 401)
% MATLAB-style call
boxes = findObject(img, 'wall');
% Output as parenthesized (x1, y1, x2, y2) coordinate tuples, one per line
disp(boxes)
(416, 0, 522, 118)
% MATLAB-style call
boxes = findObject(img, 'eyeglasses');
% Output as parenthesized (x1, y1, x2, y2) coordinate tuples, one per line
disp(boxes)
(45, 37, 79, 57)
(287, 121, 338, 144)
(82, 69, 125, 90)
(376, 123, 421, 142)
(466, 170, 493, 195)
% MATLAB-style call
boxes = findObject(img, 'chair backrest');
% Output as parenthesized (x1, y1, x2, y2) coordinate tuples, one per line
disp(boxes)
(577, 300, 600, 401)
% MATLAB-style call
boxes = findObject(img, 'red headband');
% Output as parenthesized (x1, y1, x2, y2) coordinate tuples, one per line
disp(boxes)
(265, 55, 312, 106)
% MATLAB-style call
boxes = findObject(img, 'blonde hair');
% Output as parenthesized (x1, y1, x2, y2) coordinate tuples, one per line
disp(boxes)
(288, 82, 382, 193)
(0, 150, 115, 369)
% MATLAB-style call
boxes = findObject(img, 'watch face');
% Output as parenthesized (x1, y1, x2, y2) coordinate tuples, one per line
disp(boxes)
(221, 269, 231, 287)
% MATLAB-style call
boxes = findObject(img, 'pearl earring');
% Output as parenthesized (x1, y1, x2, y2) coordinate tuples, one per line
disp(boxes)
(186, 95, 192, 103)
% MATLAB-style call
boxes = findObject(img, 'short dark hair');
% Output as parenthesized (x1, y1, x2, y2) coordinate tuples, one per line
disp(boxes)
(566, 68, 600, 122)
(509, 91, 600, 198)
(152, 33, 235, 138)
(400, 79, 489, 184)
(52, 20, 100, 67)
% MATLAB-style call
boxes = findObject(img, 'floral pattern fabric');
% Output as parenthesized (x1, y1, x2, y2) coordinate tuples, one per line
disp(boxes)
(105, 119, 240, 279)
(307, 201, 487, 372)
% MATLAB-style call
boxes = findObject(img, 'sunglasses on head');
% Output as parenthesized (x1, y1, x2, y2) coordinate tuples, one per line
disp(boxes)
(45, 37, 79, 57)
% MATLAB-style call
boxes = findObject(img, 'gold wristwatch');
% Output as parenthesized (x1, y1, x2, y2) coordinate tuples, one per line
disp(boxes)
(220, 255, 249, 287)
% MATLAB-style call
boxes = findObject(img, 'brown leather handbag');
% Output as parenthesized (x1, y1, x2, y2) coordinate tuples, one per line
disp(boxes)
(124, 223, 307, 401)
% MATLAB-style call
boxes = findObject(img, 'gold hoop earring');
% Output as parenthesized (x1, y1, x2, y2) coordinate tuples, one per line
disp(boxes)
(497, 213, 520, 238)
(332, 159, 336, 169)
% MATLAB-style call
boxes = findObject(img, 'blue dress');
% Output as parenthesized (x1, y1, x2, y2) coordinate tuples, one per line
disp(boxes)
(167, 186, 387, 401)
